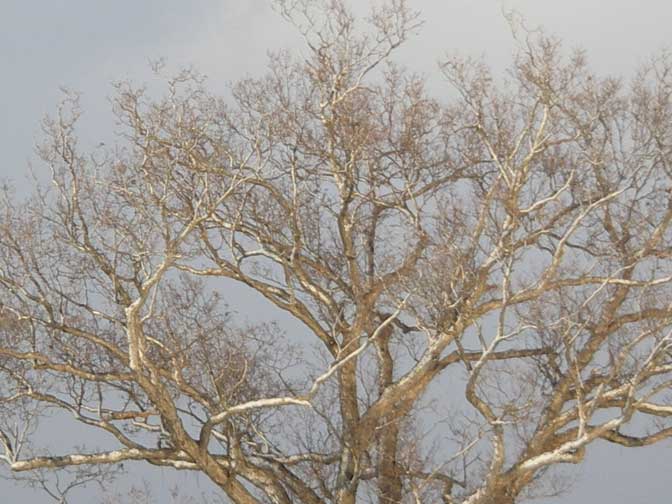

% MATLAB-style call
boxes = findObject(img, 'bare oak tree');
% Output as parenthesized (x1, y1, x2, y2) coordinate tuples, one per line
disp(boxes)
(1, 1, 672, 502)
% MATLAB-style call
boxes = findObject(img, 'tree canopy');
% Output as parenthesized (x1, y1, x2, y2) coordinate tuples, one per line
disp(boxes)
(1, 1, 672, 503)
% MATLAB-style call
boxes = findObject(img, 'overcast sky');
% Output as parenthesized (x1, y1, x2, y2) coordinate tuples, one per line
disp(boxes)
(1, 1, 671, 502)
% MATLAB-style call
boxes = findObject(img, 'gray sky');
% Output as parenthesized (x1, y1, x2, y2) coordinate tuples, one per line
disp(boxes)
(1, 1, 671, 502)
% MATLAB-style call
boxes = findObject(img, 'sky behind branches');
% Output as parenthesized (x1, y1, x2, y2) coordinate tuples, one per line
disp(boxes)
(0, 1, 670, 502)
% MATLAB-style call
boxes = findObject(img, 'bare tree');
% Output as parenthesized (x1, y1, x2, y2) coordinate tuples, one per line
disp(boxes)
(1, 1, 672, 503)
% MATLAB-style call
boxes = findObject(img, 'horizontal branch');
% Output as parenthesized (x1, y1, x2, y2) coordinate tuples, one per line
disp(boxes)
(10, 447, 194, 472)
(438, 347, 551, 368)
